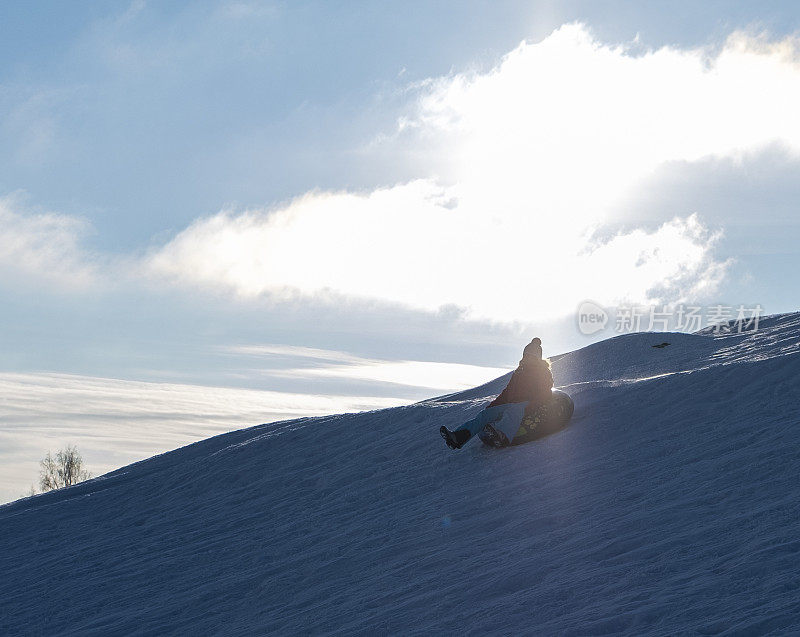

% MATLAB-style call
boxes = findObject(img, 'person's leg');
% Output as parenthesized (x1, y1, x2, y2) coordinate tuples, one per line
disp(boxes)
(455, 404, 506, 437)
(441, 404, 508, 449)
(488, 402, 528, 444)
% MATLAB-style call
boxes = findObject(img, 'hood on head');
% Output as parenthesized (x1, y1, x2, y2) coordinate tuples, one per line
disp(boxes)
(522, 337, 542, 361)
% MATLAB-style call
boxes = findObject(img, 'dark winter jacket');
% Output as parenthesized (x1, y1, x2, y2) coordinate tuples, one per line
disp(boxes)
(487, 359, 553, 414)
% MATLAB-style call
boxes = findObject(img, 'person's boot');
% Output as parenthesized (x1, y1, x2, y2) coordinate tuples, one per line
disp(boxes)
(440, 426, 471, 449)
(481, 423, 511, 447)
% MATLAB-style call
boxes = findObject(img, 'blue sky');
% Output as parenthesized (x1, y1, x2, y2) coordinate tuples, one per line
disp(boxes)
(2, 1, 800, 500)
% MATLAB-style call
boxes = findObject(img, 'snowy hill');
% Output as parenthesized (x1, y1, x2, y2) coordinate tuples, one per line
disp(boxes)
(2, 314, 800, 635)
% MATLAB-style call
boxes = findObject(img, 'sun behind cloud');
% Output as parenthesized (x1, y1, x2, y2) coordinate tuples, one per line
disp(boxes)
(144, 25, 800, 321)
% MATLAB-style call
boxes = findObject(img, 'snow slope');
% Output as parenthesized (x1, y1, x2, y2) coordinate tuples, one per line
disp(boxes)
(2, 314, 800, 635)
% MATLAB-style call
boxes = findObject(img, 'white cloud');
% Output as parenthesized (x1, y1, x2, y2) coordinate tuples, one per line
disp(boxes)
(280, 359, 508, 391)
(0, 196, 98, 289)
(143, 25, 800, 321)
(148, 182, 729, 322)
(0, 371, 406, 504)
(222, 343, 367, 364)
(223, 343, 508, 390)
(5, 24, 800, 318)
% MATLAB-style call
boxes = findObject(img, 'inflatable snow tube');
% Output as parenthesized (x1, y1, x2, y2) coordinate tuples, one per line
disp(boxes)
(479, 388, 574, 448)
(510, 388, 574, 445)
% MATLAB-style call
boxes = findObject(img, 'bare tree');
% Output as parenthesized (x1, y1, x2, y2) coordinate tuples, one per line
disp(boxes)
(39, 445, 92, 492)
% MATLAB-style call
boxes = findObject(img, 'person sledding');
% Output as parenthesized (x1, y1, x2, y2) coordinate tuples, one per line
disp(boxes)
(440, 337, 553, 450)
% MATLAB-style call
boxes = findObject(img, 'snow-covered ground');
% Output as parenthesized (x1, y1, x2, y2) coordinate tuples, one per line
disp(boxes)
(2, 313, 800, 635)
(0, 372, 411, 504)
